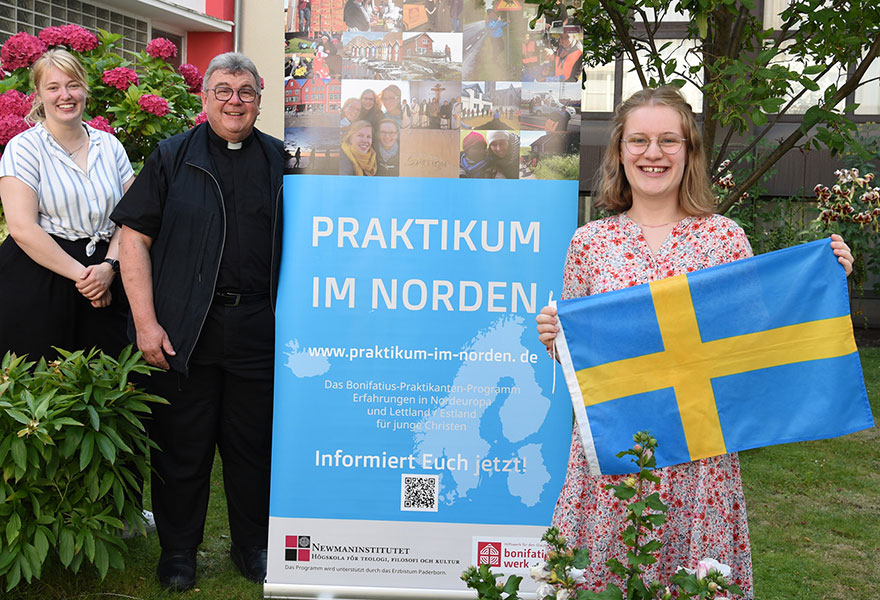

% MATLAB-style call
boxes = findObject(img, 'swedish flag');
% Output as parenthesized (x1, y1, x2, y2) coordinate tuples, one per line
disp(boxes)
(555, 238, 875, 475)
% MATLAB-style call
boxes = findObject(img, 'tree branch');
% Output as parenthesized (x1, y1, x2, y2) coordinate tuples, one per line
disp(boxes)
(715, 62, 837, 179)
(717, 34, 880, 214)
(599, 0, 648, 87)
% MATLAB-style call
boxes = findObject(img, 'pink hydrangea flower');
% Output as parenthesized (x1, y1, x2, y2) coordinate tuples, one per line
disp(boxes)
(0, 90, 33, 118)
(193, 111, 208, 127)
(38, 25, 98, 52)
(178, 63, 203, 93)
(85, 115, 115, 134)
(38, 26, 68, 46)
(145, 37, 177, 60)
(62, 25, 98, 52)
(0, 113, 33, 145)
(137, 93, 170, 117)
(1, 32, 48, 71)
(102, 66, 138, 91)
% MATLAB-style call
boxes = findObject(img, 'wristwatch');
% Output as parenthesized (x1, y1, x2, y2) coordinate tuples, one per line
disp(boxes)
(103, 258, 120, 274)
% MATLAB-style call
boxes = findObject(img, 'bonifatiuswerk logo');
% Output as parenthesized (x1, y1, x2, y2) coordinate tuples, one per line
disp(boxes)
(285, 535, 311, 561)
(477, 541, 502, 567)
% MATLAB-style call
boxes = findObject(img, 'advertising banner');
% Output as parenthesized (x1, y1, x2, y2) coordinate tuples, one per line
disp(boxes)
(268, 0, 584, 596)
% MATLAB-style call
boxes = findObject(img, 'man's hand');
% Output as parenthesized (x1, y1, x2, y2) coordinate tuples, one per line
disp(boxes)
(90, 289, 112, 308)
(137, 322, 176, 369)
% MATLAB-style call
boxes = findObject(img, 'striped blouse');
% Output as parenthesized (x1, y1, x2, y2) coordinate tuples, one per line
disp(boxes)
(0, 122, 134, 254)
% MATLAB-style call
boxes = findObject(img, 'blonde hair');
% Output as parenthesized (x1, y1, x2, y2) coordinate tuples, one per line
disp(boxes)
(593, 86, 715, 216)
(342, 97, 361, 116)
(343, 120, 373, 144)
(28, 49, 90, 123)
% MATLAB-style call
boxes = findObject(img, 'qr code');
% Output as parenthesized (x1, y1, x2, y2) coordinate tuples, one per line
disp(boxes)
(400, 474, 439, 512)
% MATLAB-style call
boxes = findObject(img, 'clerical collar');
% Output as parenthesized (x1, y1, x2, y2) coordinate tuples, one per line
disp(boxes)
(207, 125, 255, 151)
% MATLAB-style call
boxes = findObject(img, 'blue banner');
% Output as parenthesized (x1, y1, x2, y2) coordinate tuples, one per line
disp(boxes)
(266, 174, 577, 596)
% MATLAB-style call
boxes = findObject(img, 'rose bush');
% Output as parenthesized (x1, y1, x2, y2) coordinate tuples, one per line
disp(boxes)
(0, 25, 204, 236)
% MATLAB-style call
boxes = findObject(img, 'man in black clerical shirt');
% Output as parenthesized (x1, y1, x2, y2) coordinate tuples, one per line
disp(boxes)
(111, 52, 284, 592)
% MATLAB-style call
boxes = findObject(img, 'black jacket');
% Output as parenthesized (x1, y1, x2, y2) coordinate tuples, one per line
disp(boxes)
(112, 123, 284, 374)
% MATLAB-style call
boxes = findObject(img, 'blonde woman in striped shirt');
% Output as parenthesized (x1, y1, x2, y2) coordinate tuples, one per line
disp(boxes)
(0, 49, 134, 360)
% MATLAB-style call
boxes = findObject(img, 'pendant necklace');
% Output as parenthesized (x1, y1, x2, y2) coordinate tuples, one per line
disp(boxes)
(49, 127, 87, 157)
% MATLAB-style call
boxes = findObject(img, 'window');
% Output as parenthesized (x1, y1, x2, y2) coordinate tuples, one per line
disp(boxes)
(770, 41, 847, 114)
(582, 63, 615, 112)
(854, 54, 880, 115)
(0, 1, 149, 59)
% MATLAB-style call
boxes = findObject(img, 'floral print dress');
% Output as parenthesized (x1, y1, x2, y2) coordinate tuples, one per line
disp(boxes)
(555, 212, 754, 598)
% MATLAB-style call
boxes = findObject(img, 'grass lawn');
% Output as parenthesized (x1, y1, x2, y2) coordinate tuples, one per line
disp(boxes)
(740, 347, 880, 599)
(6, 351, 879, 599)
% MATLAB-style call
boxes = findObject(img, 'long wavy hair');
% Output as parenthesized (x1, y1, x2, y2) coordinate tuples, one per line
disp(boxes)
(593, 86, 715, 216)
(28, 49, 90, 123)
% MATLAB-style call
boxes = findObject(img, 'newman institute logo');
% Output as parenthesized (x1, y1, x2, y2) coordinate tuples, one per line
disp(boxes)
(285, 535, 311, 561)
(477, 541, 502, 567)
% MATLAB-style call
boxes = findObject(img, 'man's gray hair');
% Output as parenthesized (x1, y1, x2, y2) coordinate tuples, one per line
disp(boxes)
(203, 52, 262, 92)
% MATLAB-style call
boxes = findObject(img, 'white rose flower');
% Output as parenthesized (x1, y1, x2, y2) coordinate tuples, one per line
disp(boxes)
(530, 563, 552, 582)
(569, 567, 586, 585)
(679, 557, 732, 580)
(535, 582, 555, 599)
(557, 589, 570, 600)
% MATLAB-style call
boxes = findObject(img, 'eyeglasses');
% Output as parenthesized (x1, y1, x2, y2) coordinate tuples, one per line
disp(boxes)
(207, 86, 259, 103)
(621, 134, 687, 155)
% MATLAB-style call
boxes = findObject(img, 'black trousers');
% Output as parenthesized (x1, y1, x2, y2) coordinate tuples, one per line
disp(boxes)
(145, 299, 274, 550)
(0, 235, 128, 361)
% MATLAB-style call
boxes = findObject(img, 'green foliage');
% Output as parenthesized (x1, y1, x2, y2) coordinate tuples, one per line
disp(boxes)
(0, 347, 166, 592)
(841, 122, 880, 176)
(727, 195, 813, 256)
(526, 0, 880, 213)
(463, 432, 742, 600)
(809, 168, 880, 291)
(461, 564, 523, 600)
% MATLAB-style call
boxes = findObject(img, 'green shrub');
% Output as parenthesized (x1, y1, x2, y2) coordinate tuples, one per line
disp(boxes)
(0, 347, 166, 592)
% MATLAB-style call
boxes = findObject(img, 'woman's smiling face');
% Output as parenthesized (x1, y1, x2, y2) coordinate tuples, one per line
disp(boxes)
(620, 105, 688, 207)
(351, 125, 373, 154)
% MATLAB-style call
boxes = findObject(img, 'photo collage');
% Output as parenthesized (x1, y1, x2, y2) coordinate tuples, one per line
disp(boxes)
(284, 0, 582, 179)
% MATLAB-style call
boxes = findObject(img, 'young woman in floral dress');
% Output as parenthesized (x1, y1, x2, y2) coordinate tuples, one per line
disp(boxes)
(535, 87, 853, 597)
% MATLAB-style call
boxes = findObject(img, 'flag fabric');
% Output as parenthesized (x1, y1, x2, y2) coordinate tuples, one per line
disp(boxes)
(554, 238, 875, 475)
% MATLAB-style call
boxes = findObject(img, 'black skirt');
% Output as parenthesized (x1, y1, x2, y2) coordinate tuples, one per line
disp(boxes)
(0, 233, 129, 363)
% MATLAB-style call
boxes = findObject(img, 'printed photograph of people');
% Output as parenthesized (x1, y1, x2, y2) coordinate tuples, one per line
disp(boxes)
(522, 31, 582, 82)
(285, 127, 341, 175)
(405, 80, 461, 129)
(341, 79, 412, 125)
(285, 32, 342, 79)
(461, 3, 524, 81)
(460, 81, 520, 130)
(459, 130, 520, 179)
(337, 80, 406, 175)
(340, 120, 378, 175)
(400, 0, 462, 31)
(342, 32, 403, 79)
(400, 32, 462, 80)
(520, 81, 580, 133)
(375, 118, 401, 175)
(518, 128, 578, 180)
(341, 0, 403, 31)
(522, 3, 580, 35)
(286, 0, 320, 33)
